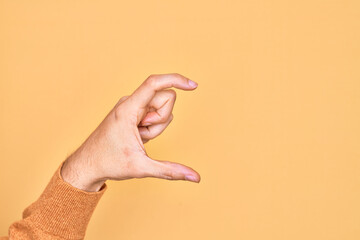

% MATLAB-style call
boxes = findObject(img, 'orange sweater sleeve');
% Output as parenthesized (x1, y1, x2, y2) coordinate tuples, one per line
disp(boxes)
(1, 161, 107, 240)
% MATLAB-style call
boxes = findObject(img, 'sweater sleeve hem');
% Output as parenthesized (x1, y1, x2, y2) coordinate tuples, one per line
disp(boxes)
(24, 161, 107, 239)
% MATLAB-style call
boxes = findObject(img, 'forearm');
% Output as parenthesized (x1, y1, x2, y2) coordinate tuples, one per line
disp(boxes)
(3, 161, 106, 240)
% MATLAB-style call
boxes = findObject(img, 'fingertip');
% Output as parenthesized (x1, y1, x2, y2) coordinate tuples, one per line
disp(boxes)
(185, 173, 201, 183)
(188, 79, 198, 88)
(185, 175, 197, 182)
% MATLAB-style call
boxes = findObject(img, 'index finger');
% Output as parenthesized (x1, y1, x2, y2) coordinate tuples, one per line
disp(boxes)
(128, 73, 198, 108)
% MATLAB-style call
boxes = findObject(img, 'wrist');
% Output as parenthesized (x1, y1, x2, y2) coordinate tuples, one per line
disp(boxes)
(61, 154, 107, 192)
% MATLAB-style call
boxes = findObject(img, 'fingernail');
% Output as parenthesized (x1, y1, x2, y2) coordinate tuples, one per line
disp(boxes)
(188, 79, 198, 88)
(185, 175, 197, 182)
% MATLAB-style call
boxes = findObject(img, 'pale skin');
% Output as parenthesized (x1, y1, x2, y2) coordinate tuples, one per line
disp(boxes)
(61, 73, 201, 192)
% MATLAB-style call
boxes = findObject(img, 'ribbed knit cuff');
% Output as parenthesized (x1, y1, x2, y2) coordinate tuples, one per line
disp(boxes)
(27, 161, 107, 239)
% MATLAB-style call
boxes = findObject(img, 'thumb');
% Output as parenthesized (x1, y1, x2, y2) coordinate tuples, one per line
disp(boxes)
(142, 157, 201, 183)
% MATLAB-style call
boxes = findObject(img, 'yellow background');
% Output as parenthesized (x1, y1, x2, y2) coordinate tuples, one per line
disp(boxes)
(1, 0, 360, 239)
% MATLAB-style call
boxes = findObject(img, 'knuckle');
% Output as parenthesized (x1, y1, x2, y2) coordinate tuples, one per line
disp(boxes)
(114, 103, 127, 121)
(146, 75, 158, 87)
(118, 95, 129, 103)
(171, 73, 181, 78)
(159, 114, 168, 122)
(113, 95, 130, 116)
(114, 108, 122, 121)
(161, 169, 174, 180)
(172, 73, 185, 81)
(167, 89, 177, 100)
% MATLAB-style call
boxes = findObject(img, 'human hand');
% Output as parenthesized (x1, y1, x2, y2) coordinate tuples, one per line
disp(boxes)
(61, 73, 200, 192)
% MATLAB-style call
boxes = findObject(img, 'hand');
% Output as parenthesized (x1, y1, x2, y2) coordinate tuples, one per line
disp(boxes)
(61, 73, 201, 192)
